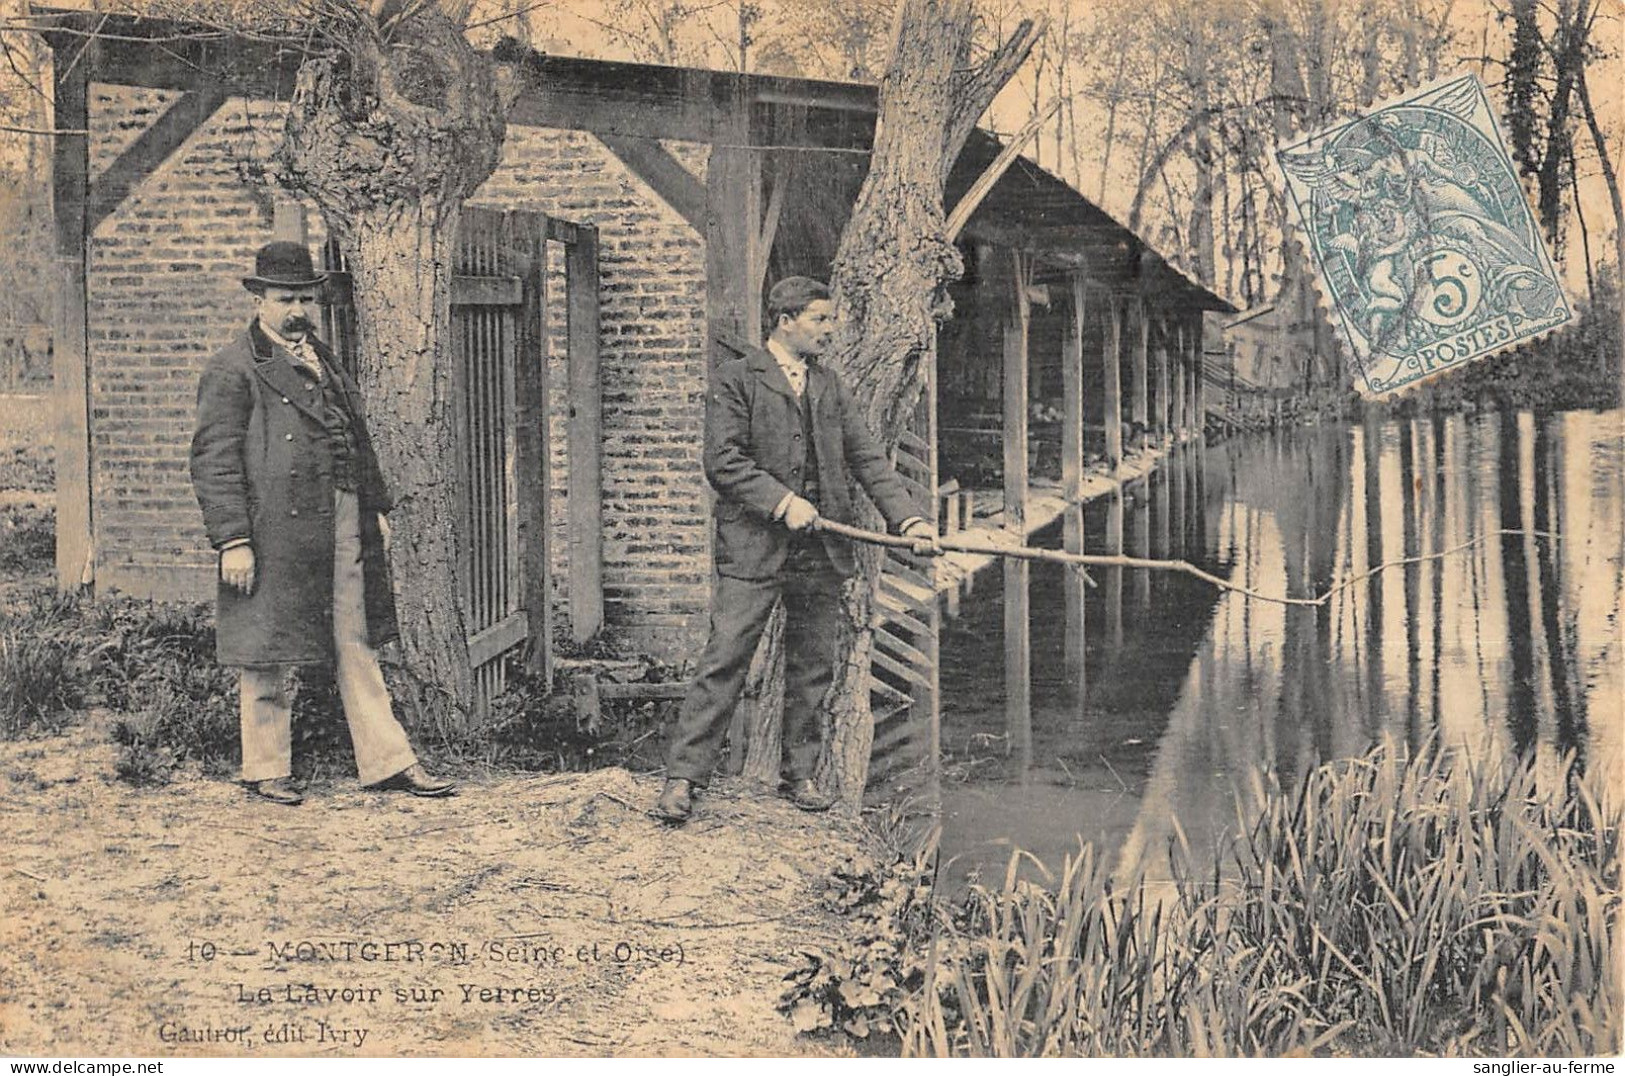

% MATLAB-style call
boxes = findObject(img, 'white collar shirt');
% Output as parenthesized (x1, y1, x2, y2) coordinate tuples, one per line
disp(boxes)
(766, 338, 807, 399)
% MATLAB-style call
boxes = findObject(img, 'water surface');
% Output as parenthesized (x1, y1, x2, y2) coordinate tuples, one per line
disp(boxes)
(928, 410, 1623, 885)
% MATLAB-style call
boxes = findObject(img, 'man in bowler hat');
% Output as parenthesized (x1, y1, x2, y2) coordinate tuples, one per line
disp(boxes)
(653, 277, 939, 823)
(189, 241, 454, 805)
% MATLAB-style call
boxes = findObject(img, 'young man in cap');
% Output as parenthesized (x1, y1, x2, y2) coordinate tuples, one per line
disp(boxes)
(189, 241, 454, 806)
(653, 276, 938, 823)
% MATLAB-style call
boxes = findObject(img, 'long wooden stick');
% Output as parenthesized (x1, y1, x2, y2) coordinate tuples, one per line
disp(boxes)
(815, 518, 1561, 609)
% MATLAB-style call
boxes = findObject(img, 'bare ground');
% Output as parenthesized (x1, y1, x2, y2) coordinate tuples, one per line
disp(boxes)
(0, 720, 883, 1058)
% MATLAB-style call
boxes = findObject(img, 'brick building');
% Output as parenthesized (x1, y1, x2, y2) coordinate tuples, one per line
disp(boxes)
(41, 14, 1229, 722)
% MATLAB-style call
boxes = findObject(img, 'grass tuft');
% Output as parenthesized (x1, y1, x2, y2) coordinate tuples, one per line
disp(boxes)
(896, 743, 1619, 1058)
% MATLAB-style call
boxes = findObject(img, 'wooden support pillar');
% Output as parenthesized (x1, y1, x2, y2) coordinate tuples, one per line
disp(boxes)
(1172, 440, 1188, 558)
(1132, 297, 1149, 452)
(52, 56, 92, 591)
(1155, 457, 1171, 561)
(1190, 315, 1204, 442)
(1062, 274, 1085, 503)
(1004, 251, 1031, 531)
(515, 215, 553, 680)
(1154, 318, 1171, 448)
(1003, 250, 1032, 760)
(704, 143, 762, 366)
(567, 226, 604, 643)
(1104, 293, 1123, 473)
(1173, 324, 1188, 441)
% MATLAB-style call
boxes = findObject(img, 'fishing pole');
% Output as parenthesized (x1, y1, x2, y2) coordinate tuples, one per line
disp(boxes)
(813, 517, 1562, 610)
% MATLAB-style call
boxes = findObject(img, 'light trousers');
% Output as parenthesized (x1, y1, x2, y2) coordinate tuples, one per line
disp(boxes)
(239, 491, 417, 786)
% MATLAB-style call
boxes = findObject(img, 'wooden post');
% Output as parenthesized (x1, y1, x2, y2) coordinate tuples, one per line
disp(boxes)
(1104, 293, 1123, 473)
(1132, 296, 1149, 452)
(1004, 251, 1030, 531)
(1173, 324, 1188, 441)
(1155, 455, 1171, 561)
(1003, 249, 1031, 760)
(1172, 437, 1188, 558)
(704, 144, 761, 366)
(513, 213, 552, 681)
(1062, 273, 1085, 503)
(567, 226, 604, 643)
(1062, 274, 1087, 706)
(1190, 314, 1204, 442)
(52, 56, 92, 591)
(1154, 317, 1171, 448)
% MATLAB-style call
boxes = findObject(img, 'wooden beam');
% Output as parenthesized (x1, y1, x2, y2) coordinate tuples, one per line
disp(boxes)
(1172, 442, 1188, 558)
(1154, 318, 1171, 447)
(1104, 292, 1123, 472)
(1191, 315, 1204, 439)
(597, 133, 707, 233)
(1003, 250, 1030, 532)
(567, 226, 605, 644)
(753, 157, 786, 301)
(1061, 273, 1085, 502)
(1173, 323, 1188, 439)
(511, 212, 552, 680)
(705, 144, 761, 370)
(1132, 296, 1149, 450)
(86, 87, 230, 234)
(945, 97, 1063, 240)
(52, 52, 92, 592)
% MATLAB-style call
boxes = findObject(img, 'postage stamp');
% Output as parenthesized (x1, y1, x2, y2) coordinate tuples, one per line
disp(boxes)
(1275, 73, 1571, 397)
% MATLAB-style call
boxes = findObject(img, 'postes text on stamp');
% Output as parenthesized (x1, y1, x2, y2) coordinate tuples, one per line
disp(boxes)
(1275, 73, 1570, 397)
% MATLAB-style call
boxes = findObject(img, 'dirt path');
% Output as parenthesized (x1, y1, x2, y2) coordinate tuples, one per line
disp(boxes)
(0, 725, 881, 1057)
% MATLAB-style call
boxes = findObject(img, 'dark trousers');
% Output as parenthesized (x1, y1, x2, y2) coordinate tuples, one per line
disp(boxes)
(667, 539, 843, 787)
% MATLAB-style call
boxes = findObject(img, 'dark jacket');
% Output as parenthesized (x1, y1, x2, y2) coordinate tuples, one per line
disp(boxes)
(189, 323, 398, 667)
(705, 347, 921, 579)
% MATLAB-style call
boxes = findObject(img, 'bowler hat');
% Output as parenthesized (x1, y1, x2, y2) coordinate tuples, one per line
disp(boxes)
(242, 241, 327, 291)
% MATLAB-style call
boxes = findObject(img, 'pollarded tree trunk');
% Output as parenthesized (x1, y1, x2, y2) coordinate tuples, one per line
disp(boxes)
(276, 5, 508, 731)
(813, 0, 1040, 810)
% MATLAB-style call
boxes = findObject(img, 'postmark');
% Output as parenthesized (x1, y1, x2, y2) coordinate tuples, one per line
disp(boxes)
(1274, 73, 1571, 397)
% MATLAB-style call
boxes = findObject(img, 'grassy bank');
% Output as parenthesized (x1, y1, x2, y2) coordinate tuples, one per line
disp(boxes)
(883, 745, 1618, 1057)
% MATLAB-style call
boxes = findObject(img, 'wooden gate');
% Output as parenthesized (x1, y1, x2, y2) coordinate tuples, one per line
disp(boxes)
(451, 208, 548, 710)
(322, 207, 601, 716)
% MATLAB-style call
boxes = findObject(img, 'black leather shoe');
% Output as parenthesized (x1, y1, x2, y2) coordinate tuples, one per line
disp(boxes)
(369, 764, 457, 798)
(783, 778, 833, 813)
(651, 778, 693, 823)
(246, 778, 303, 806)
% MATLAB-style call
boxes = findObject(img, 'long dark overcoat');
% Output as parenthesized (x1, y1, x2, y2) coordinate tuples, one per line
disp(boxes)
(705, 347, 921, 580)
(189, 323, 399, 667)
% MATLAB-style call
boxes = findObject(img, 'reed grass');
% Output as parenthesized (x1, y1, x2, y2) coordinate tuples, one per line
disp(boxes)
(898, 743, 1619, 1057)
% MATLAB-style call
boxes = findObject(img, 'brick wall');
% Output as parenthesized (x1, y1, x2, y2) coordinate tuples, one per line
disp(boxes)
(86, 86, 326, 602)
(473, 128, 713, 657)
(83, 85, 713, 658)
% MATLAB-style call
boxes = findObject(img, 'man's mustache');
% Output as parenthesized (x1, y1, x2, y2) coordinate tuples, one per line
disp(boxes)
(283, 315, 313, 333)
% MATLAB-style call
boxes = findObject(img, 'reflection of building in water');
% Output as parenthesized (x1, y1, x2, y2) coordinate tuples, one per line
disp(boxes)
(1218, 303, 1342, 428)
(935, 411, 1623, 892)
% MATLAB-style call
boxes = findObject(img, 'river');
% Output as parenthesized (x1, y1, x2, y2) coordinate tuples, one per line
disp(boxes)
(929, 409, 1624, 886)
